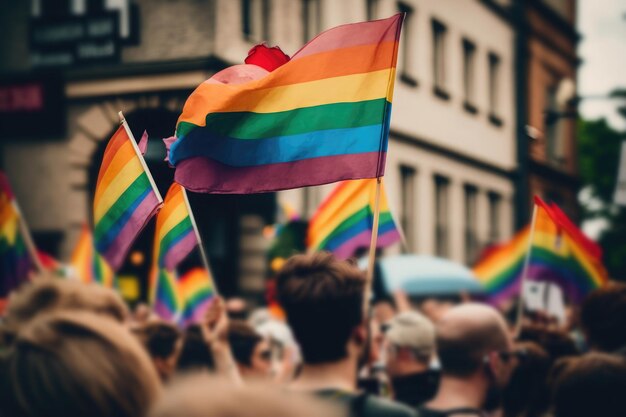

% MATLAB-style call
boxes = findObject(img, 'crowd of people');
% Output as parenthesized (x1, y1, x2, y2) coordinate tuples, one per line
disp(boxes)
(1, 251, 625, 417)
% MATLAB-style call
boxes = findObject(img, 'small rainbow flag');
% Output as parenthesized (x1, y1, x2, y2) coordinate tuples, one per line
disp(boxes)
(169, 14, 403, 194)
(179, 268, 215, 326)
(70, 225, 115, 288)
(0, 172, 31, 297)
(149, 182, 198, 303)
(473, 227, 529, 305)
(474, 197, 608, 304)
(307, 179, 402, 259)
(93, 123, 162, 271)
(153, 268, 182, 322)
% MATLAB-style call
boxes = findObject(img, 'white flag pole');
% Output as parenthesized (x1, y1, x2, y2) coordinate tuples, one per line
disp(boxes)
(364, 177, 382, 310)
(12, 200, 46, 275)
(118, 111, 163, 204)
(181, 186, 219, 296)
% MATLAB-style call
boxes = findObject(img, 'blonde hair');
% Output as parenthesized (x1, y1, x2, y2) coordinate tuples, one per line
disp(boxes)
(149, 374, 341, 417)
(1, 278, 128, 344)
(0, 311, 161, 417)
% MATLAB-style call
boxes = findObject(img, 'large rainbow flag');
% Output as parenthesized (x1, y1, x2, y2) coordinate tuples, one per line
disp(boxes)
(169, 14, 403, 194)
(93, 123, 162, 270)
(307, 179, 402, 259)
(0, 172, 32, 297)
(179, 268, 215, 327)
(70, 225, 115, 288)
(474, 197, 608, 304)
(149, 183, 198, 302)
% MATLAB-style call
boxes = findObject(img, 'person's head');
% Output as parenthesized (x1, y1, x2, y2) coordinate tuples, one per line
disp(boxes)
(435, 303, 516, 410)
(1, 279, 128, 345)
(385, 311, 435, 378)
(0, 311, 161, 417)
(228, 320, 272, 380)
(148, 374, 341, 417)
(580, 283, 626, 353)
(502, 342, 551, 417)
(419, 297, 456, 323)
(226, 297, 249, 321)
(552, 353, 626, 417)
(276, 252, 367, 365)
(138, 321, 183, 381)
(177, 324, 215, 373)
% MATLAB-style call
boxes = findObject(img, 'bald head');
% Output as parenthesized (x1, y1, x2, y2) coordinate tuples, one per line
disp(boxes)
(435, 303, 512, 377)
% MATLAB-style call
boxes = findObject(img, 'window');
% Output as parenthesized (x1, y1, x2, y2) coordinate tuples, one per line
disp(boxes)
(303, 187, 321, 218)
(462, 39, 477, 113)
(397, 2, 417, 86)
(303, 0, 321, 43)
(434, 175, 450, 257)
(488, 52, 502, 125)
(366, 0, 379, 20)
(400, 165, 416, 251)
(545, 85, 565, 165)
(242, 0, 269, 42)
(432, 19, 448, 98)
(464, 185, 479, 264)
(487, 192, 501, 244)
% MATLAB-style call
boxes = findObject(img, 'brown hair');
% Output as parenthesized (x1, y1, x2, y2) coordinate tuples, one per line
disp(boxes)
(580, 283, 626, 352)
(1, 279, 128, 345)
(228, 320, 263, 367)
(503, 342, 551, 417)
(275, 252, 366, 364)
(553, 353, 626, 417)
(138, 321, 182, 359)
(149, 374, 341, 417)
(0, 311, 161, 417)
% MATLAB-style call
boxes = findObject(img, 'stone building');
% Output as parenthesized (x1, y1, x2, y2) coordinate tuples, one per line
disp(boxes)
(0, 0, 521, 299)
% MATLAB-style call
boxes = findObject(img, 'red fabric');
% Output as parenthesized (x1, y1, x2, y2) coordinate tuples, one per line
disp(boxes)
(245, 44, 290, 72)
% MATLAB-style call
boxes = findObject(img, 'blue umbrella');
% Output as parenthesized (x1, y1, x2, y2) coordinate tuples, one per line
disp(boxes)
(372, 254, 484, 296)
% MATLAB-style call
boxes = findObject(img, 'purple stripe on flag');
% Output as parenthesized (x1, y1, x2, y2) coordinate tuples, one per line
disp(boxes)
(103, 192, 161, 270)
(174, 152, 386, 194)
(163, 229, 197, 270)
(333, 227, 401, 260)
(180, 299, 212, 327)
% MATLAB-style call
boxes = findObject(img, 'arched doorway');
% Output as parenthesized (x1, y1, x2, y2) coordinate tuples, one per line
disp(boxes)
(87, 107, 276, 302)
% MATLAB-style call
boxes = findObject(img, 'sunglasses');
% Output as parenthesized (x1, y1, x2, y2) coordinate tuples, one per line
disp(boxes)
(258, 350, 273, 362)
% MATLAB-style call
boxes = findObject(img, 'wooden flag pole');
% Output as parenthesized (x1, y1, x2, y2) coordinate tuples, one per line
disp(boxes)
(12, 201, 45, 275)
(118, 111, 163, 204)
(515, 203, 538, 336)
(181, 186, 219, 296)
(364, 177, 383, 309)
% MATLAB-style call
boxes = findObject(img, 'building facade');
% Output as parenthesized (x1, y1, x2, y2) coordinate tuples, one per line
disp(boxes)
(523, 0, 580, 220)
(0, 0, 517, 299)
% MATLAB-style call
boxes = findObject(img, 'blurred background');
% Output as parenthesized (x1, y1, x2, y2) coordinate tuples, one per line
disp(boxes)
(0, 0, 624, 304)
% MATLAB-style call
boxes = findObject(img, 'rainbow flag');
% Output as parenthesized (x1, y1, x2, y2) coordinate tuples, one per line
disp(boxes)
(169, 14, 403, 194)
(473, 227, 529, 305)
(153, 268, 182, 322)
(179, 268, 215, 326)
(93, 124, 162, 270)
(474, 197, 608, 304)
(307, 179, 402, 259)
(0, 172, 31, 297)
(70, 225, 115, 288)
(149, 183, 198, 303)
